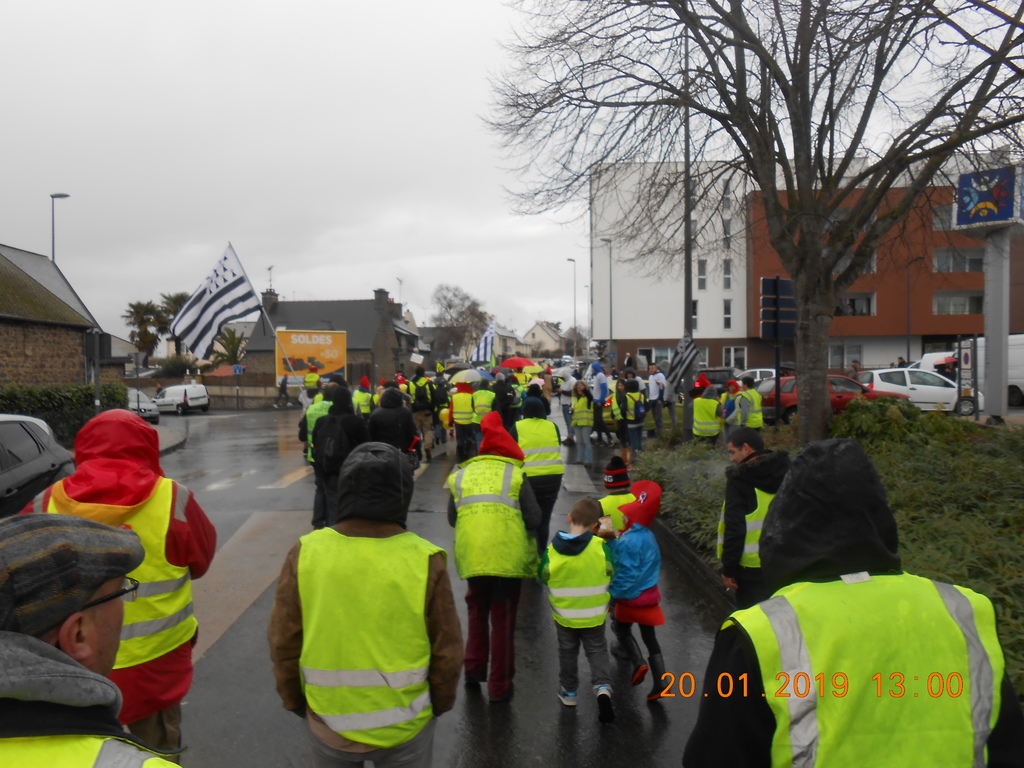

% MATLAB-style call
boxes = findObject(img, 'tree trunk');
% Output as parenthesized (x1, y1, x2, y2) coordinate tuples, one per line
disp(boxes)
(794, 270, 836, 443)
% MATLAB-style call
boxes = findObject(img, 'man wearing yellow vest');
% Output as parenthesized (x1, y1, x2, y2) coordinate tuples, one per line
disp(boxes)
(737, 375, 764, 430)
(718, 427, 788, 609)
(25, 410, 216, 757)
(269, 442, 463, 767)
(516, 395, 565, 553)
(447, 412, 542, 703)
(685, 438, 1024, 766)
(692, 384, 724, 444)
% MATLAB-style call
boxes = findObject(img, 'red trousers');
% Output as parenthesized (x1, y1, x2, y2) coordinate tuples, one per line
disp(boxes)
(464, 576, 522, 700)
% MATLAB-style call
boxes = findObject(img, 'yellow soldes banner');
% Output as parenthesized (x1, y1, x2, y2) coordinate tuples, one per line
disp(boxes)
(277, 330, 347, 383)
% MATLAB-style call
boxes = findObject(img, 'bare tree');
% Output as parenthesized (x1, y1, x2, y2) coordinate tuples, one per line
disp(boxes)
(430, 284, 493, 359)
(493, 0, 1024, 441)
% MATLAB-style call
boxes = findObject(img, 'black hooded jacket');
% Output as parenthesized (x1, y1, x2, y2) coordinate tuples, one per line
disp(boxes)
(684, 439, 1024, 767)
(720, 450, 790, 578)
(311, 388, 370, 484)
(367, 387, 417, 454)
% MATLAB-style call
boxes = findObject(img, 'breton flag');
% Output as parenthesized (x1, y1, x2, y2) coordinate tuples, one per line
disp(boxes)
(471, 320, 496, 363)
(170, 244, 262, 360)
(666, 329, 699, 392)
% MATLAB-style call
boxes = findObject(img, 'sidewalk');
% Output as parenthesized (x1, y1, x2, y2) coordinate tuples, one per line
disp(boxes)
(153, 422, 188, 456)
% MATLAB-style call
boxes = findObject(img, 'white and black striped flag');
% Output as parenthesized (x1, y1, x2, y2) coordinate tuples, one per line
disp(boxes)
(471, 320, 496, 363)
(170, 244, 262, 360)
(666, 329, 699, 392)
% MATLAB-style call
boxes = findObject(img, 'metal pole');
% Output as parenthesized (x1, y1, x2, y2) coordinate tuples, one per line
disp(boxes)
(567, 258, 577, 361)
(681, 23, 694, 440)
(600, 238, 613, 363)
(50, 193, 69, 262)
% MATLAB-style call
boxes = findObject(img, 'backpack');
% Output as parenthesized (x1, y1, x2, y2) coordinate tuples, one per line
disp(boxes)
(412, 378, 433, 410)
(431, 380, 449, 410)
(630, 393, 646, 421)
(313, 414, 351, 479)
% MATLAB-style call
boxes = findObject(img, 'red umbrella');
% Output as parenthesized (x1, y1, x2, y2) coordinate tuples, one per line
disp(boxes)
(500, 356, 536, 369)
(938, 356, 958, 365)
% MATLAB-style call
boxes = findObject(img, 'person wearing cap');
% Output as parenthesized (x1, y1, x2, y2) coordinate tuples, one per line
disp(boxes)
(684, 439, 1024, 766)
(24, 409, 216, 755)
(305, 365, 322, 400)
(720, 380, 742, 445)
(0, 514, 179, 765)
(269, 442, 462, 767)
(351, 376, 374, 423)
(598, 480, 667, 702)
(692, 384, 724, 444)
(719, 427, 789, 609)
(447, 412, 542, 702)
(598, 456, 635, 534)
(447, 380, 477, 463)
(516, 395, 565, 553)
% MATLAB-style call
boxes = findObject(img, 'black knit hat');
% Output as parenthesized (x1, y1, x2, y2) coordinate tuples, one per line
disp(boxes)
(603, 456, 631, 490)
(0, 514, 145, 638)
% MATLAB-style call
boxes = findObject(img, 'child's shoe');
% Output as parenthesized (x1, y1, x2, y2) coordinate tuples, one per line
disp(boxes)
(557, 688, 578, 707)
(596, 685, 615, 723)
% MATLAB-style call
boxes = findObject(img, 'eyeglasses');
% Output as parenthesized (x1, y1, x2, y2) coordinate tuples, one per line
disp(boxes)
(81, 577, 140, 610)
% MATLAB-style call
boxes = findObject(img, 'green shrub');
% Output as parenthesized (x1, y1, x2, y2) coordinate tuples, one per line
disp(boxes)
(640, 415, 1024, 699)
(0, 384, 129, 447)
(154, 356, 192, 379)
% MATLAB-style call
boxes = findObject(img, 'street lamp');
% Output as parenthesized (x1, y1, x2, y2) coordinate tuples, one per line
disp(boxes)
(906, 255, 926, 363)
(50, 193, 70, 263)
(567, 258, 577, 362)
(600, 238, 613, 361)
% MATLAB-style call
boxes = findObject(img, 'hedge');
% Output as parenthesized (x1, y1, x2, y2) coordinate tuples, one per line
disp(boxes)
(0, 384, 129, 447)
(635, 397, 1024, 699)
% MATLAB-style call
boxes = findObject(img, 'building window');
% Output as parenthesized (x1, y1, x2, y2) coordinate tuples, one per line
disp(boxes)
(723, 259, 732, 290)
(723, 346, 747, 369)
(638, 346, 674, 366)
(697, 346, 709, 366)
(933, 204, 954, 231)
(692, 300, 698, 331)
(935, 292, 983, 315)
(835, 292, 875, 316)
(829, 343, 862, 369)
(934, 247, 983, 273)
(723, 299, 732, 330)
(697, 259, 707, 291)
(723, 219, 732, 251)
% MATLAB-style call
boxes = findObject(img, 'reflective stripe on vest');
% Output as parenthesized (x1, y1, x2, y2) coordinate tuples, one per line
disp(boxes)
(516, 419, 564, 477)
(0, 733, 175, 767)
(726, 574, 1002, 767)
(449, 456, 538, 580)
(716, 488, 774, 567)
(298, 530, 442, 749)
(693, 397, 721, 436)
(451, 392, 475, 424)
(473, 390, 496, 424)
(740, 389, 764, 428)
(46, 478, 196, 668)
(545, 536, 611, 628)
(570, 395, 593, 427)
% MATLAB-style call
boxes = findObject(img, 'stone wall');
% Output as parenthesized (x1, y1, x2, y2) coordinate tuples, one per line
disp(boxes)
(0, 321, 88, 387)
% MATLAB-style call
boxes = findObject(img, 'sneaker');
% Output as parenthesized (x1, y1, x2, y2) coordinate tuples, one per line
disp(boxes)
(596, 685, 615, 723)
(557, 688, 578, 707)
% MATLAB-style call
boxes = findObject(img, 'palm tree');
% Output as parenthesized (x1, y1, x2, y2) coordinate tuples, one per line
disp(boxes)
(122, 301, 161, 366)
(207, 327, 247, 369)
(158, 292, 192, 357)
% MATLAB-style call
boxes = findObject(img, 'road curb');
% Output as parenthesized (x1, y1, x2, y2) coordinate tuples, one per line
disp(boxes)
(652, 517, 735, 620)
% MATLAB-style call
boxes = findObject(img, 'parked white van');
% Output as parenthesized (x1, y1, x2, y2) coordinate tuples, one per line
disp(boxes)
(153, 384, 211, 415)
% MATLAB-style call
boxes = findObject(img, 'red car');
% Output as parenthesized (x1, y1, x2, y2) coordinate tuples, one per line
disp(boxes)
(756, 375, 908, 424)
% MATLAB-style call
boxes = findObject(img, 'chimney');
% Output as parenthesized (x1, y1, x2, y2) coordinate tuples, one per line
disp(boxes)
(373, 288, 389, 311)
(262, 289, 279, 313)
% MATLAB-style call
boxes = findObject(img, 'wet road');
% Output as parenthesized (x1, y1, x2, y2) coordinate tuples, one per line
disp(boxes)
(160, 409, 722, 767)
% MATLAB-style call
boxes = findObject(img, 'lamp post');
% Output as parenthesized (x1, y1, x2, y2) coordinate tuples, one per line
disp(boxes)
(905, 255, 925, 363)
(50, 193, 70, 262)
(566, 257, 577, 362)
(600, 238, 613, 362)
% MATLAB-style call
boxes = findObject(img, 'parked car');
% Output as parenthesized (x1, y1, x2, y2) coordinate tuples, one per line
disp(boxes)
(698, 367, 741, 395)
(737, 368, 777, 385)
(153, 383, 211, 415)
(854, 368, 983, 416)
(757, 375, 909, 424)
(126, 388, 160, 424)
(0, 415, 74, 517)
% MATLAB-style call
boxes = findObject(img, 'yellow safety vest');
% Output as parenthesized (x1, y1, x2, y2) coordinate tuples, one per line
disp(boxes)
(304, 372, 321, 389)
(599, 492, 636, 533)
(298, 530, 442, 749)
(570, 395, 593, 428)
(46, 478, 197, 668)
(717, 488, 774, 568)
(306, 398, 331, 462)
(516, 419, 564, 477)
(728, 574, 1004, 767)
(472, 390, 496, 424)
(693, 397, 722, 436)
(352, 389, 372, 415)
(0, 734, 177, 766)
(449, 456, 538, 579)
(544, 535, 611, 629)
(451, 392, 475, 425)
(740, 389, 764, 428)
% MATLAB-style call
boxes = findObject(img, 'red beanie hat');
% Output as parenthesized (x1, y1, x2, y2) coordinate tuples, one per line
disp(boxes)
(620, 480, 661, 529)
(478, 412, 524, 462)
(359, 375, 371, 389)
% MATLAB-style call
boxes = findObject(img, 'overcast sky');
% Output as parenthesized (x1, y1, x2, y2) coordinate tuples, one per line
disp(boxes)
(0, 2, 587, 345)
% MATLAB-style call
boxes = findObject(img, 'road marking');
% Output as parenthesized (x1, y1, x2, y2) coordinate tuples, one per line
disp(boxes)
(191, 509, 311, 661)
(258, 465, 312, 489)
(196, 469, 259, 492)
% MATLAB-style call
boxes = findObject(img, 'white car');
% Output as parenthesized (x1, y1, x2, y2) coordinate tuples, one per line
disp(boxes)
(855, 368, 983, 416)
(153, 384, 211, 415)
(126, 388, 160, 425)
(737, 368, 777, 384)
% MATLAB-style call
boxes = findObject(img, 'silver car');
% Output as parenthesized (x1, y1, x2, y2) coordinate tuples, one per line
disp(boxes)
(126, 388, 160, 425)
